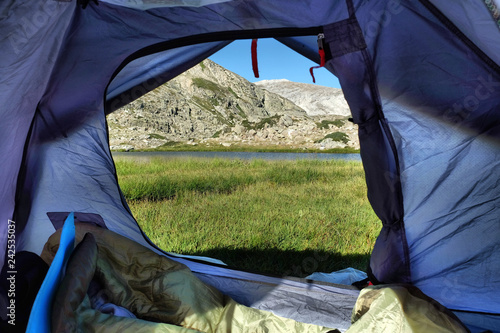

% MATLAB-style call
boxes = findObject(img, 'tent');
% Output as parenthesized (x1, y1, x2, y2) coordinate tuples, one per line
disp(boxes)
(1, 0, 499, 331)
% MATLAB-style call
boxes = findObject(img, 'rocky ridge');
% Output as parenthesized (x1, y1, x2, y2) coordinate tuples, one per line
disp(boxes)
(255, 79, 350, 117)
(107, 60, 357, 151)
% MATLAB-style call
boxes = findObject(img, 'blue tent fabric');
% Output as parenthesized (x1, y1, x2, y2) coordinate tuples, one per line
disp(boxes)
(355, 0, 500, 315)
(106, 41, 232, 112)
(0, 0, 75, 271)
(1, 0, 499, 331)
(323, 0, 500, 320)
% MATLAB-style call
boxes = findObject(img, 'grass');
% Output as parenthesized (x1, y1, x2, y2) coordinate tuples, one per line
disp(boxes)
(115, 157, 380, 278)
(192, 77, 226, 95)
(241, 115, 281, 131)
(315, 132, 350, 144)
(211, 127, 231, 138)
(228, 87, 239, 99)
(148, 133, 166, 140)
(316, 119, 345, 129)
(192, 95, 216, 112)
(147, 142, 360, 154)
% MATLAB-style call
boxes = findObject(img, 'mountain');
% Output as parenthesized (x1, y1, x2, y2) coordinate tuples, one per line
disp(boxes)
(255, 79, 350, 117)
(107, 60, 357, 151)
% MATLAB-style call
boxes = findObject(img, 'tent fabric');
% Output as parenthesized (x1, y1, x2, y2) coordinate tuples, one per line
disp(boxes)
(351, 0, 500, 315)
(0, 0, 76, 271)
(431, 0, 500, 65)
(42, 223, 338, 333)
(101, 0, 233, 10)
(106, 41, 232, 112)
(306, 268, 368, 286)
(1, 0, 499, 332)
(12, 0, 350, 261)
(482, 0, 500, 28)
(321, 0, 499, 321)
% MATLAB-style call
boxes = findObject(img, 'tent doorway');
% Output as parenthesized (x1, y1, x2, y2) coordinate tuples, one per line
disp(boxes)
(107, 39, 377, 278)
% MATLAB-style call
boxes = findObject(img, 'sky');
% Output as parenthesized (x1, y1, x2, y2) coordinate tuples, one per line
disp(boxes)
(209, 38, 341, 89)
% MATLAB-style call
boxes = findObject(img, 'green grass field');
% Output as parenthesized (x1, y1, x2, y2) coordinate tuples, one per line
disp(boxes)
(115, 156, 380, 277)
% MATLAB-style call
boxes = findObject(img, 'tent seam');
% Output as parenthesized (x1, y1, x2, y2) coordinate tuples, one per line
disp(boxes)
(347, 0, 411, 282)
(360, 47, 412, 284)
(419, 0, 500, 74)
(12, 106, 39, 228)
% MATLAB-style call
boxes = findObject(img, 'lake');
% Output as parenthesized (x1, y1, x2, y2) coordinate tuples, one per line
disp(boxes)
(112, 151, 361, 161)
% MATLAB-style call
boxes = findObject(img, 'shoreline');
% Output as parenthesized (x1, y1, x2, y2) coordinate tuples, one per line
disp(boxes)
(111, 143, 360, 154)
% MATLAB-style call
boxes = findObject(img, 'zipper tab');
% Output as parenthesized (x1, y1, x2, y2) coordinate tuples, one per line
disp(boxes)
(317, 33, 325, 51)
(309, 33, 326, 83)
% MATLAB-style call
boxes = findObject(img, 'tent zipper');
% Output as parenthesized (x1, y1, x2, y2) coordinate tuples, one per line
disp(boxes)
(106, 26, 324, 113)
(109, 26, 324, 85)
(309, 33, 326, 83)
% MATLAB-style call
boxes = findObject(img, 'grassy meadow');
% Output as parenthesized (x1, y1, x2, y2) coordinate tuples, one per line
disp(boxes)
(114, 156, 380, 278)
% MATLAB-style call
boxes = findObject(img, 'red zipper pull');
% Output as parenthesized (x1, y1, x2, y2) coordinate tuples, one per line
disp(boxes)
(251, 39, 259, 78)
(310, 33, 326, 83)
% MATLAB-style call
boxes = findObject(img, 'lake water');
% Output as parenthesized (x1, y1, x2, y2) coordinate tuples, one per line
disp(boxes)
(112, 151, 361, 161)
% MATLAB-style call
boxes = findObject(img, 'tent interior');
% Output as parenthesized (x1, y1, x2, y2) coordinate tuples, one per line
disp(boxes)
(1, 0, 499, 332)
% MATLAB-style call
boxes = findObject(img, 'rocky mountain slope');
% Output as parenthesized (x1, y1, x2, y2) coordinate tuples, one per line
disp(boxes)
(107, 60, 357, 151)
(255, 79, 350, 117)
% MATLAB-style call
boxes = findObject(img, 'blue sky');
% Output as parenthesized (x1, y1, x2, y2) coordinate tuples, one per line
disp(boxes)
(209, 39, 341, 89)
